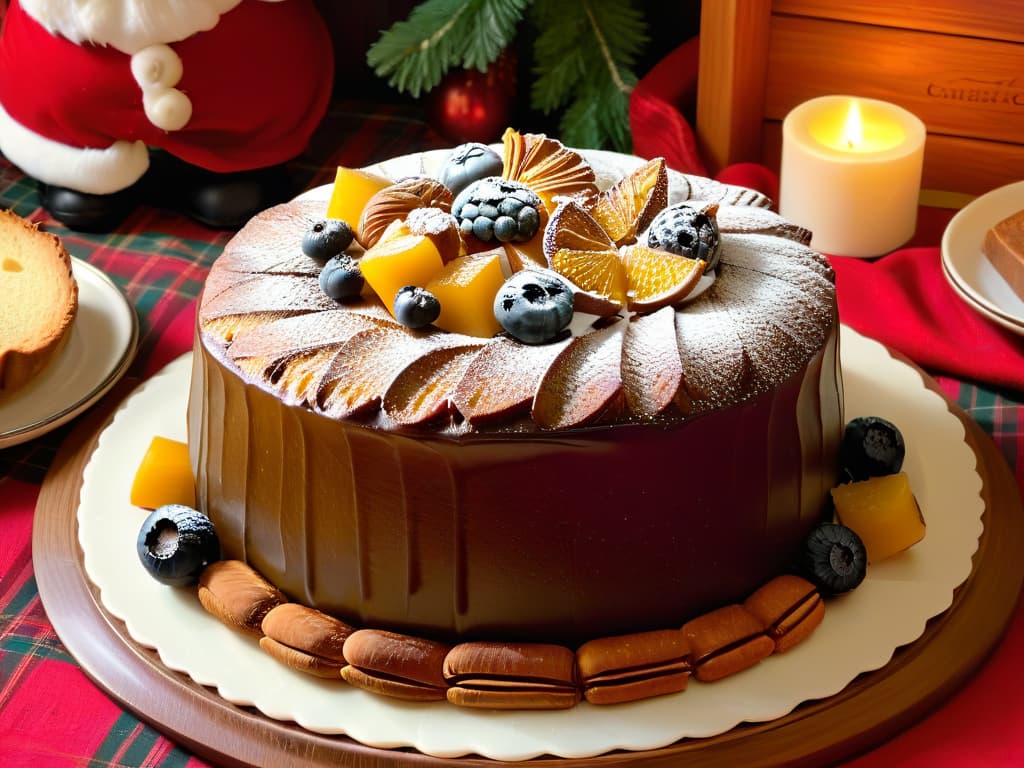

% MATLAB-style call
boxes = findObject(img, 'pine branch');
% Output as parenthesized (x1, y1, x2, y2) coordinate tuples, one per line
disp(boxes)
(367, 0, 531, 98)
(529, 0, 647, 151)
(560, 76, 632, 152)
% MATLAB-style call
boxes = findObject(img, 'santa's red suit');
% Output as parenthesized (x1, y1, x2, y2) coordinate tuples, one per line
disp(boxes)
(0, 0, 333, 196)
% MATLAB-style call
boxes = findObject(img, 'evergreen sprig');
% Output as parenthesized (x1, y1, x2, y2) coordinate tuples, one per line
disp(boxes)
(367, 0, 530, 98)
(367, 0, 647, 150)
(530, 0, 646, 151)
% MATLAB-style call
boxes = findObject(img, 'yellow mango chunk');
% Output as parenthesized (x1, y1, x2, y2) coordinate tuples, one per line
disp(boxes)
(325, 167, 392, 228)
(360, 233, 444, 315)
(831, 472, 925, 562)
(426, 251, 506, 338)
(130, 436, 196, 509)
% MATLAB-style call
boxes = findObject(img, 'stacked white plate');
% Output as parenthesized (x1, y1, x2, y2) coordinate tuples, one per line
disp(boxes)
(941, 180, 1024, 336)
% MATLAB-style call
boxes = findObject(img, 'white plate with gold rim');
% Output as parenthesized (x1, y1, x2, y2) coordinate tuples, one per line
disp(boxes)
(0, 258, 138, 449)
(76, 327, 982, 761)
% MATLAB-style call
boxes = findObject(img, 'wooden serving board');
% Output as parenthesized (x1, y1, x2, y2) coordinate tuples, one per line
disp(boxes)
(33, 366, 1024, 768)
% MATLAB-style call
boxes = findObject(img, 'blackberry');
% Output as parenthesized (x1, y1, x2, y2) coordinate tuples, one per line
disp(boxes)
(646, 203, 721, 272)
(802, 523, 867, 596)
(840, 416, 905, 482)
(452, 177, 542, 245)
(137, 505, 221, 587)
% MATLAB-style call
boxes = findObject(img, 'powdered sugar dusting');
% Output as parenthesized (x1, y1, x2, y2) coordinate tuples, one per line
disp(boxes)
(315, 328, 470, 421)
(674, 294, 753, 411)
(227, 308, 391, 361)
(532, 322, 624, 429)
(452, 337, 570, 426)
(203, 148, 839, 433)
(201, 274, 334, 321)
(669, 171, 772, 210)
(622, 307, 683, 417)
(719, 234, 834, 303)
(406, 206, 457, 236)
(383, 345, 485, 427)
(218, 200, 325, 276)
(717, 206, 812, 245)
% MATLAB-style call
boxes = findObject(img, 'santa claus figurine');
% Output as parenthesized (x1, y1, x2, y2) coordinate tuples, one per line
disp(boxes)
(0, 0, 333, 230)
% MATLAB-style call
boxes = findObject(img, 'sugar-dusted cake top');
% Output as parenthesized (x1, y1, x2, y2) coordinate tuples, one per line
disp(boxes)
(198, 132, 835, 434)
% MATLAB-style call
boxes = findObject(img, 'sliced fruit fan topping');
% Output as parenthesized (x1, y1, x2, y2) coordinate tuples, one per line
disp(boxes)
(200, 129, 835, 432)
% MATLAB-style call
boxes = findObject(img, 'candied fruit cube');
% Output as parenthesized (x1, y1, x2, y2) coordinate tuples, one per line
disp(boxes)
(130, 436, 195, 509)
(831, 472, 925, 562)
(426, 251, 506, 338)
(325, 167, 392, 229)
(360, 233, 444, 315)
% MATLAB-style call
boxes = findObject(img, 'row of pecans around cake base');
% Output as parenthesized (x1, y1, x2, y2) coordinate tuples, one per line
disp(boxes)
(129, 416, 924, 710)
(195, 557, 823, 709)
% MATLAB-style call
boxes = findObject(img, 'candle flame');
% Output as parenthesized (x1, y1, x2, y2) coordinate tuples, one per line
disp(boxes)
(843, 100, 863, 150)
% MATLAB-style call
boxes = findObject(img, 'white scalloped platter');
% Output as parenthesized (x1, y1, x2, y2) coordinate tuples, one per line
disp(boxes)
(77, 327, 982, 761)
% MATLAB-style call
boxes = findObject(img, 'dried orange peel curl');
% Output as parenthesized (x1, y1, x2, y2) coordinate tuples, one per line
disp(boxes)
(501, 128, 600, 213)
(589, 157, 669, 247)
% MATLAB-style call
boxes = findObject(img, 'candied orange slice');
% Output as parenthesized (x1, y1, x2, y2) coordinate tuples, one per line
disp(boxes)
(589, 157, 669, 246)
(543, 200, 615, 259)
(620, 245, 705, 312)
(501, 128, 599, 212)
(550, 248, 628, 308)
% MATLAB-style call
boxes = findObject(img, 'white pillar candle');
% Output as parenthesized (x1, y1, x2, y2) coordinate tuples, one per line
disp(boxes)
(779, 95, 926, 258)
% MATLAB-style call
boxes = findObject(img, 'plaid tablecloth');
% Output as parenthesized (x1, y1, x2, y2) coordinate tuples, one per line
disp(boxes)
(1, 103, 1022, 768)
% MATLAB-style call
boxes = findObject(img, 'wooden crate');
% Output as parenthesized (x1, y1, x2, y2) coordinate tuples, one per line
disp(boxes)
(696, 0, 1024, 200)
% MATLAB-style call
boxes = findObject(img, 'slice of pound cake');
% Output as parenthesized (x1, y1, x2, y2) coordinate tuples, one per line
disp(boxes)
(982, 208, 1024, 301)
(0, 210, 78, 393)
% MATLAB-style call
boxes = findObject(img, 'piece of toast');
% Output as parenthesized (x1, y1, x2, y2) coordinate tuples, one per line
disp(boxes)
(982, 208, 1024, 302)
(0, 209, 78, 393)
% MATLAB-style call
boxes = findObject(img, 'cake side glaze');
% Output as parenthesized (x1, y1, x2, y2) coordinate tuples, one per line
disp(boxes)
(190, 322, 840, 645)
(188, 147, 843, 646)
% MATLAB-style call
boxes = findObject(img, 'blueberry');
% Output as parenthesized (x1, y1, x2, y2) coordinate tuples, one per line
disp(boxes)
(319, 254, 364, 301)
(840, 416, 905, 482)
(494, 269, 574, 344)
(438, 142, 504, 197)
(802, 523, 867, 595)
(137, 504, 220, 587)
(302, 219, 353, 262)
(393, 286, 441, 329)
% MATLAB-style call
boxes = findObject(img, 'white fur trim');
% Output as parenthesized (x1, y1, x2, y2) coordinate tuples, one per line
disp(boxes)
(20, 0, 242, 54)
(0, 101, 148, 194)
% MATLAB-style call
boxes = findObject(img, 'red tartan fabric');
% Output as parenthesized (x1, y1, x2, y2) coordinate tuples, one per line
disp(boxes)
(0, 103, 1022, 767)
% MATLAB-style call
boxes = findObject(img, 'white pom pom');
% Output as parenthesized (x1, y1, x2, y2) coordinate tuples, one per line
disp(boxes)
(131, 45, 184, 89)
(144, 89, 193, 132)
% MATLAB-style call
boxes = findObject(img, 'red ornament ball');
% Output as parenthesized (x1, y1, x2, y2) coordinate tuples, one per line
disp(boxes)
(428, 52, 516, 145)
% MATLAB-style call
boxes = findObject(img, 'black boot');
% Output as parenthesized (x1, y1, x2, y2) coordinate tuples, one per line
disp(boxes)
(146, 152, 297, 230)
(184, 164, 296, 229)
(38, 182, 136, 232)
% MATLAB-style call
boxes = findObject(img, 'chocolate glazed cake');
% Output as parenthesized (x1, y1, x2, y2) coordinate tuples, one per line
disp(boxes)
(188, 151, 843, 647)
